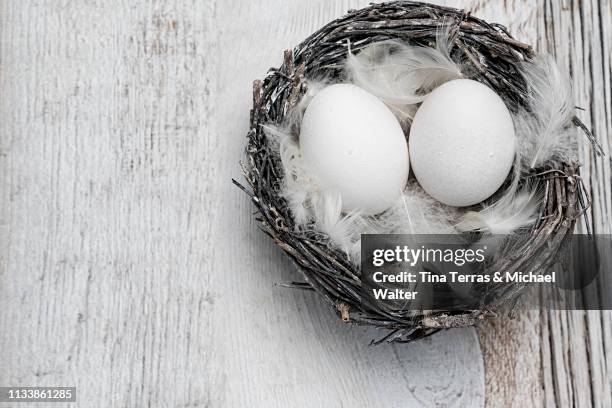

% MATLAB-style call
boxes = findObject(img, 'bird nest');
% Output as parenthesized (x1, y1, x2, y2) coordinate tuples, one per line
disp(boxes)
(235, 1, 597, 343)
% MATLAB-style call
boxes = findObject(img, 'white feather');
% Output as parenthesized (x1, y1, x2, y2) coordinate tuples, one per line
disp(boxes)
(345, 26, 463, 126)
(454, 55, 574, 234)
(308, 181, 459, 263)
(262, 124, 316, 225)
(312, 191, 373, 262)
(517, 54, 577, 169)
(378, 181, 459, 236)
(455, 184, 541, 235)
(453, 136, 540, 235)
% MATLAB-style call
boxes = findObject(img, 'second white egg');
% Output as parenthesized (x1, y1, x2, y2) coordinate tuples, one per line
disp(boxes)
(300, 84, 409, 215)
(408, 79, 515, 207)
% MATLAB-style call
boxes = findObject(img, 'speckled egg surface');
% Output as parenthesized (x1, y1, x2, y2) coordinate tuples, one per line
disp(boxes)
(408, 79, 515, 207)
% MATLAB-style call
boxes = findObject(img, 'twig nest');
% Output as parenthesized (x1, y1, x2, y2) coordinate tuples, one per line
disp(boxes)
(237, 1, 594, 343)
(409, 79, 515, 207)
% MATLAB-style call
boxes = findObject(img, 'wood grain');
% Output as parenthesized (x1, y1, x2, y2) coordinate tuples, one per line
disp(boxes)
(436, 1, 612, 407)
(1, 0, 610, 407)
(210, 1, 484, 407)
(1, 1, 219, 406)
(0, 1, 484, 407)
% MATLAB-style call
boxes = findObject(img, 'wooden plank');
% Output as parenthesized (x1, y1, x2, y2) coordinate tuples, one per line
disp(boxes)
(442, 7, 549, 405)
(433, 2, 546, 406)
(0, 0, 485, 407)
(2, 0, 609, 406)
(541, 1, 612, 406)
(0, 0, 223, 407)
(434, 1, 612, 406)
(210, 1, 485, 406)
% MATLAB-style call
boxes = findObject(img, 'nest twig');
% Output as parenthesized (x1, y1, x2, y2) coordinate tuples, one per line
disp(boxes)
(236, 1, 590, 343)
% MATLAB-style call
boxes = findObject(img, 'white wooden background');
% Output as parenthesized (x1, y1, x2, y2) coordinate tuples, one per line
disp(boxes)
(0, 1, 610, 407)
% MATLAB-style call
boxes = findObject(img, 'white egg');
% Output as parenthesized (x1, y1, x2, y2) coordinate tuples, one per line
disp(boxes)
(300, 84, 409, 215)
(408, 79, 515, 207)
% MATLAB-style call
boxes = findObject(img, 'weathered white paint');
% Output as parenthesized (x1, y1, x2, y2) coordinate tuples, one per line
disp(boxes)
(437, 1, 612, 407)
(0, 0, 609, 407)
(209, 1, 485, 407)
(0, 1, 483, 407)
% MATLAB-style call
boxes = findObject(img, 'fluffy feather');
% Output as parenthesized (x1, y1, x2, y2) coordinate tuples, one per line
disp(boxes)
(455, 55, 574, 234)
(516, 54, 577, 169)
(345, 26, 463, 126)
(379, 181, 459, 236)
(262, 124, 315, 225)
(262, 80, 340, 229)
(312, 181, 458, 263)
(454, 137, 540, 235)
(312, 191, 373, 262)
(455, 184, 541, 235)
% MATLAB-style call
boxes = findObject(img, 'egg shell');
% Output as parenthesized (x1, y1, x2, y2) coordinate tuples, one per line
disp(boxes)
(408, 79, 515, 207)
(300, 84, 409, 215)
